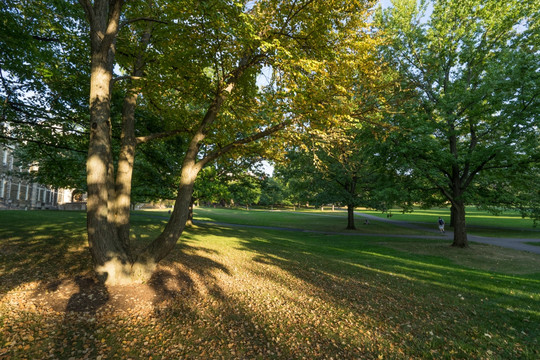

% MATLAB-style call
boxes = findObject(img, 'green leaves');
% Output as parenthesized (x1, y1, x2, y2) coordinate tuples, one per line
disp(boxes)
(378, 0, 540, 212)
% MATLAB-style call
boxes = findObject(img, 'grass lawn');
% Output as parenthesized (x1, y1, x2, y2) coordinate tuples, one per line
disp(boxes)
(137, 207, 434, 236)
(358, 207, 540, 239)
(185, 206, 540, 238)
(1, 209, 539, 359)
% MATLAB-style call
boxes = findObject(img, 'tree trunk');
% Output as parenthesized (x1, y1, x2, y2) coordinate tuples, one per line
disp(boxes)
(185, 197, 194, 227)
(346, 204, 356, 230)
(138, 159, 201, 268)
(450, 204, 457, 228)
(86, 62, 129, 282)
(134, 98, 221, 278)
(114, 90, 137, 255)
(451, 201, 468, 247)
(114, 27, 152, 252)
(84, 0, 132, 284)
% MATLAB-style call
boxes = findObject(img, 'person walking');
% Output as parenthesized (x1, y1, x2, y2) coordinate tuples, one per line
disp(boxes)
(438, 217, 445, 233)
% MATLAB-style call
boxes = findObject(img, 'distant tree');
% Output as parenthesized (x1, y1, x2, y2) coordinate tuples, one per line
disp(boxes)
(193, 166, 232, 207)
(470, 161, 540, 227)
(229, 174, 262, 210)
(275, 151, 320, 209)
(259, 177, 286, 209)
(377, 0, 540, 247)
(279, 124, 401, 229)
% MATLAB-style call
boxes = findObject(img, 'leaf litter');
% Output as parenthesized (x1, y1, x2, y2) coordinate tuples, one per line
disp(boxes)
(1, 233, 538, 359)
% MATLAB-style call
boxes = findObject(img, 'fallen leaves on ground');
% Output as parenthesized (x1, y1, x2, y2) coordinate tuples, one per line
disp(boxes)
(1, 235, 538, 359)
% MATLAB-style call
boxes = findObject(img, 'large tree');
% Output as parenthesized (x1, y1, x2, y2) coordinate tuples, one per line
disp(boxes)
(1, 0, 378, 284)
(377, 0, 540, 247)
(78, 0, 378, 284)
(274, 30, 408, 229)
(277, 124, 405, 229)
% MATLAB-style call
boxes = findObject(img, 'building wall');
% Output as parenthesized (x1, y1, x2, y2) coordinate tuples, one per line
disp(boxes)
(0, 147, 77, 209)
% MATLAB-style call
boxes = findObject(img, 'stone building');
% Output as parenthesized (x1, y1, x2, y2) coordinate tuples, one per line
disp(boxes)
(0, 146, 83, 210)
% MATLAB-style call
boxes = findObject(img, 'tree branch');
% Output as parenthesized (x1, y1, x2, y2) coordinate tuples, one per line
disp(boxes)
(31, 35, 60, 42)
(100, 0, 125, 54)
(78, 0, 94, 23)
(199, 121, 289, 168)
(121, 17, 168, 28)
(111, 75, 144, 86)
(462, 152, 498, 190)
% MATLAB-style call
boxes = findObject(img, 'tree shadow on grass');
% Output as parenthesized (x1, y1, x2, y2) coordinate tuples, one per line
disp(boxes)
(0, 212, 278, 358)
(2, 219, 292, 358)
(142, 239, 293, 358)
(228, 227, 540, 358)
(47, 276, 110, 359)
(3, 212, 539, 358)
(149, 243, 227, 302)
(0, 211, 91, 297)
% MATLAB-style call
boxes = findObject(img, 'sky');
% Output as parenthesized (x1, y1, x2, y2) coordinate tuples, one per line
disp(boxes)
(379, 0, 393, 9)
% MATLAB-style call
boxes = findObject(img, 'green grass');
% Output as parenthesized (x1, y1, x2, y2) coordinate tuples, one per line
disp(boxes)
(186, 206, 540, 238)
(1, 209, 539, 359)
(139, 207, 434, 236)
(359, 207, 540, 238)
(359, 206, 535, 225)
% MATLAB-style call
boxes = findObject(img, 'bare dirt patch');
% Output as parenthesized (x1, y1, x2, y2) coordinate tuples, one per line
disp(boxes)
(26, 266, 196, 316)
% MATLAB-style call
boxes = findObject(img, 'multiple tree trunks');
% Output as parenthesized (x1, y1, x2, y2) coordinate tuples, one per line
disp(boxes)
(81, 1, 266, 284)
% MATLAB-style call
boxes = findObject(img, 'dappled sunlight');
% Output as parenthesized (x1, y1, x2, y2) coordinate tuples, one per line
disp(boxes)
(0, 212, 90, 300)
(143, 229, 409, 356)
(329, 246, 540, 303)
(230, 227, 539, 356)
(1, 211, 539, 358)
(209, 254, 398, 356)
(504, 305, 540, 319)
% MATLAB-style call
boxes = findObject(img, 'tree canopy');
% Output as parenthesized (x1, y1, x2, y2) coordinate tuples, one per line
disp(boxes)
(376, 0, 540, 246)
